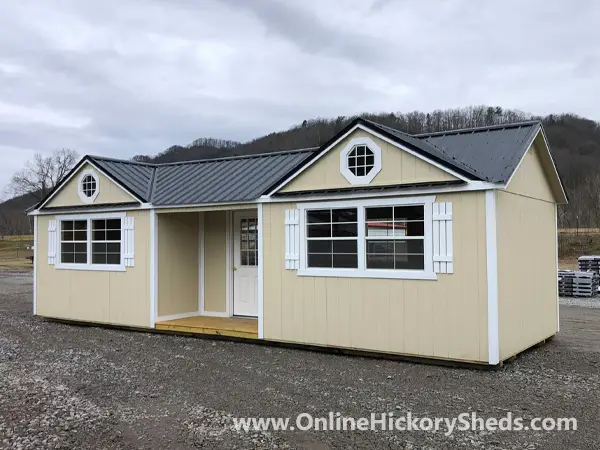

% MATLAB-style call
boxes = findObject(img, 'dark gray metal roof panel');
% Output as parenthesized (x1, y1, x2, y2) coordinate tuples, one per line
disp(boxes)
(415, 121, 540, 183)
(90, 157, 155, 202)
(151, 149, 315, 205)
(361, 119, 485, 180)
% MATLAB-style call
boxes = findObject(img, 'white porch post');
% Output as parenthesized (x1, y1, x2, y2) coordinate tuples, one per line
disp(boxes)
(257, 203, 264, 339)
(33, 215, 38, 315)
(150, 209, 158, 328)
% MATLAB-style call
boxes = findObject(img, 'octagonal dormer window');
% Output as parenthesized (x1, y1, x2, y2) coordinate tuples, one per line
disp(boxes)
(340, 137, 382, 185)
(78, 170, 100, 203)
(348, 144, 375, 177)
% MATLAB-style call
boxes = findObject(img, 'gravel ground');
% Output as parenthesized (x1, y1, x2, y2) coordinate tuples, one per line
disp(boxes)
(1, 272, 599, 449)
(559, 295, 600, 308)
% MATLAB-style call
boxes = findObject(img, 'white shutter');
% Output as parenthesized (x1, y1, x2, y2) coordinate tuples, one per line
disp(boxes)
(284, 209, 300, 270)
(433, 202, 453, 274)
(48, 219, 57, 265)
(123, 216, 135, 267)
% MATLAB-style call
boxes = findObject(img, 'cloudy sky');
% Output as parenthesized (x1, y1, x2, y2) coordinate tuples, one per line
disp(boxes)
(1, 0, 599, 196)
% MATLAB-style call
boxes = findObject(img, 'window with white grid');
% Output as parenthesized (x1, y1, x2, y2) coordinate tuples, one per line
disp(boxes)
(347, 145, 375, 177)
(306, 208, 358, 268)
(60, 220, 88, 264)
(91, 219, 122, 265)
(81, 174, 97, 198)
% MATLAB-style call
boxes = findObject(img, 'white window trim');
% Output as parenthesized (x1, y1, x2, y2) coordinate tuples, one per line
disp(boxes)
(297, 196, 436, 280)
(55, 212, 126, 272)
(77, 170, 100, 204)
(339, 136, 382, 185)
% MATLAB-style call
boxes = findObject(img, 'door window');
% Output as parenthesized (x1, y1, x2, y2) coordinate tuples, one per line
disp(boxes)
(240, 217, 258, 266)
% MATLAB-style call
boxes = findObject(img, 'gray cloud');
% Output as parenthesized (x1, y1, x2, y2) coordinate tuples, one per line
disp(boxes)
(0, 0, 599, 195)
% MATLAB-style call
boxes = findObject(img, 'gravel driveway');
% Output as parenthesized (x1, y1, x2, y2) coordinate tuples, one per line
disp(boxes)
(1, 271, 599, 449)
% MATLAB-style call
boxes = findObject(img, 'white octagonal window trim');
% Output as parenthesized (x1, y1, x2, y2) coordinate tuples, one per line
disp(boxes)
(77, 170, 100, 203)
(339, 137, 382, 185)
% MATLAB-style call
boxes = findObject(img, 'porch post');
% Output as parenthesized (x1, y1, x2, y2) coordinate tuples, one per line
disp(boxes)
(150, 209, 158, 328)
(257, 203, 264, 339)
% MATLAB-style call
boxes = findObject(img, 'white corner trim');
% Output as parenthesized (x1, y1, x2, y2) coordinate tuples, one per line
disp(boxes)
(33, 216, 38, 315)
(77, 169, 100, 203)
(485, 190, 500, 365)
(339, 136, 382, 185)
(257, 203, 264, 339)
(156, 311, 201, 322)
(150, 209, 158, 328)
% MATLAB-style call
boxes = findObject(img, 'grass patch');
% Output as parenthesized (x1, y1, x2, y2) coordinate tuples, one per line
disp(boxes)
(0, 236, 33, 271)
(2, 234, 33, 241)
(558, 233, 600, 270)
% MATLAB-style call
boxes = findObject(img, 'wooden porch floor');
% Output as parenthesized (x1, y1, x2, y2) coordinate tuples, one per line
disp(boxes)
(155, 316, 258, 339)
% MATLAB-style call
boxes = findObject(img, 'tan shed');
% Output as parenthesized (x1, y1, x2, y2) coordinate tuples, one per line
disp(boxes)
(29, 119, 567, 366)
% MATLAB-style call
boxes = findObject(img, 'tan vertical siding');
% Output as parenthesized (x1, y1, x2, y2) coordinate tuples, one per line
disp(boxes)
(504, 143, 555, 202)
(203, 211, 227, 313)
(496, 191, 558, 359)
(36, 210, 151, 327)
(46, 163, 137, 207)
(262, 192, 489, 363)
(157, 213, 199, 317)
(280, 129, 458, 193)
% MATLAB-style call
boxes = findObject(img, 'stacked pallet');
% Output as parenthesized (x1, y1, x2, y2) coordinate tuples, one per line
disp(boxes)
(558, 270, 599, 297)
(578, 256, 600, 273)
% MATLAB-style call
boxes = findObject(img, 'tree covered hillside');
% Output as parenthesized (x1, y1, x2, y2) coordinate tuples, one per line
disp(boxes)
(3, 105, 600, 235)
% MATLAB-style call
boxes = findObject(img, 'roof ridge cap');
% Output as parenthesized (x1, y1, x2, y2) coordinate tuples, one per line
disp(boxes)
(154, 147, 319, 166)
(414, 120, 541, 138)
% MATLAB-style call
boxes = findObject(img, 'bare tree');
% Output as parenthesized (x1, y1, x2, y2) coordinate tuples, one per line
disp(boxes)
(9, 149, 79, 200)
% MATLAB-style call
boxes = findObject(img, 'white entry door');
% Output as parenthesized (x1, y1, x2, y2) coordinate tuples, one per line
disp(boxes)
(233, 212, 259, 317)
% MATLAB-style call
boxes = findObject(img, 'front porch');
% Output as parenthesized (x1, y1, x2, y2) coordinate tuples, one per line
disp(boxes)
(155, 315, 258, 339)
(152, 206, 261, 338)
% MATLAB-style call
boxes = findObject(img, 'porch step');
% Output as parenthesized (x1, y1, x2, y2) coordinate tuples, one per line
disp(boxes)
(155, 316, 258, 339)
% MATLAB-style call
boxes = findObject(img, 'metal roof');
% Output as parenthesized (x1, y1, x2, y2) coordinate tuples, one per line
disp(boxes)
(86, 149, 317, 206)
(360, 119, 486, 181)
(414, 121, 541, 183)
(91, 157, 156, 201)
(35, 118, 546, 210)
(150, 149, 316, 205)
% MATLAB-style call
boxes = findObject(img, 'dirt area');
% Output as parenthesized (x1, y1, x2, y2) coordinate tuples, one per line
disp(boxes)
(1, 272, 599, 449)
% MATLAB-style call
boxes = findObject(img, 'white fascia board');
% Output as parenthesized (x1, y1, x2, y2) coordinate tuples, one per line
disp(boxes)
(260, 181, 503, 204)
(538, 127, 568, 203)
(265, 123, 473, 197)
(153, 201, 258, 212)
(504, 126, 568, 204)
(30, 204, 152, 216)
(37, 158, 143, 210)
